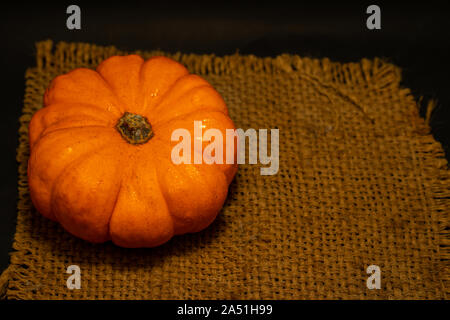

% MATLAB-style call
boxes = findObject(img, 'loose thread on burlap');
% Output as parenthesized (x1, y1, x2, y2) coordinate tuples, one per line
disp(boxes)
(296, 73, 375, 125)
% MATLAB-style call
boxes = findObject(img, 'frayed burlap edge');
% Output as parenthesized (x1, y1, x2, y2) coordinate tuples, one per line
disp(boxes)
(1, 40, 449, 299)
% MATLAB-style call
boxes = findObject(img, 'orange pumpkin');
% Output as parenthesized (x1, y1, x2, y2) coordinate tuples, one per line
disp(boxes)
(28, 55, 238, 248)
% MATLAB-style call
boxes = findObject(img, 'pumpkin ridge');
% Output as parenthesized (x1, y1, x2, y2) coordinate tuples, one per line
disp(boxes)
(138, 56, 190, 115)
(153, 156, 228, 235)
(152, 109, 230, 129)
(29, 107, 48, 149)
(39, 125, 116, 142)
(106, 178, 123, 243)
(29, 169, 57, 221)
(149, 154, 176, 235)
(95, 70, 130, 114)
(48, 141, 116, 214)
(150, 83, 212, 117)
(149, 132, 207, 166)
(30, 126, 119, 159)
(45, 102, 123, 119)
(106, 146, 140, 242)
(45, 69, 126, 115)
(30, 133, 115, 220)
(108, 149, 174, 247)
(151, 110, 237, 185)
(42, 119, 114, 137)
(96, 55, 146, 113)
(143, 150, 175, 226)
(50, 143, 127, 241)
(44, 104, 120, 123)
(140, 72, 191, 116)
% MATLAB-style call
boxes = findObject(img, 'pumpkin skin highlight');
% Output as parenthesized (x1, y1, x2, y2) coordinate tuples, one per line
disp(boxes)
(28, 55, 238, 248)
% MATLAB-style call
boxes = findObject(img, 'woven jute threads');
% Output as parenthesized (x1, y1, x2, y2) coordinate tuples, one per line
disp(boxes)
(1, 40, 448, 299)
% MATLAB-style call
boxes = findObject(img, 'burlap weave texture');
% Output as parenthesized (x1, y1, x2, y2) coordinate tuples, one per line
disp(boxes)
(1, 40, 449, 299)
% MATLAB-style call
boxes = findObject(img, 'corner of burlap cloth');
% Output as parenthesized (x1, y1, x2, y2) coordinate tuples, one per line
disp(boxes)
(1, 40, 449, 299)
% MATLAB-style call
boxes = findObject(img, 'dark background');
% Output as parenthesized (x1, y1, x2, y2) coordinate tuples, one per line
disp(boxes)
(1, 1, 449, 274)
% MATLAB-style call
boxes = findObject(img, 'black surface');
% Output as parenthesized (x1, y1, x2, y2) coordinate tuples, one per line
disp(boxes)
(1, 1, 449, 275)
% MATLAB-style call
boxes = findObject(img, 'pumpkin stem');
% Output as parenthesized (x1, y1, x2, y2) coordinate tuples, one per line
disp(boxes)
(116, 112, 154, 145)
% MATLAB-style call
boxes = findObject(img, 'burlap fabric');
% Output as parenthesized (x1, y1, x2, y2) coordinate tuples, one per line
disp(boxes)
(1, 40, 448, 299)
